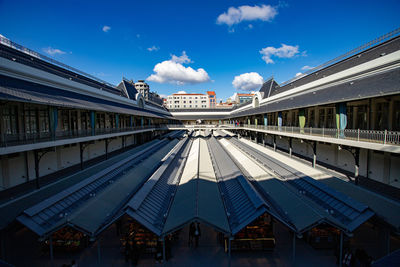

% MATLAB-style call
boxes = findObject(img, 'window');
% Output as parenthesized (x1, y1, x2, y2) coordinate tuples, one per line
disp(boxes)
(39, 109, 49, 133)
(2, 105, 18, 134)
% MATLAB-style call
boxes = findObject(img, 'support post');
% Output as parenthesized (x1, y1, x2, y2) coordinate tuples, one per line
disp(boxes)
(292, 232, 296, 265)
(34, 150, 40, 189)
(228, 237, 231, 267)
(354, 148, 360, 185)
(313, 141, 317, 168)
(105, 139, 109, 160)
(339, 231, 343, 267)
(273, 135, 276, 151)
(49, 235, 54, 267)
(289, 138, 293, 157)
(163, 237, 166, 266)
(97, 240, 101, 266)
(384, 227, 390, 256)
(1, 230, 6, 261)
(80, 142, 84, 170)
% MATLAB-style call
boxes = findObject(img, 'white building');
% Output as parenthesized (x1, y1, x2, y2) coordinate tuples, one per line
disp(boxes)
(165, 93, 210, 109)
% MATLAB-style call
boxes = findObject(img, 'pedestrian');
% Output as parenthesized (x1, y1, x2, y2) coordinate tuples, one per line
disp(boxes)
(194, 222, 201, 248)
(124, 238, 131, 263)
(189, 222, 195, 247)
(343, 248, 354, 267)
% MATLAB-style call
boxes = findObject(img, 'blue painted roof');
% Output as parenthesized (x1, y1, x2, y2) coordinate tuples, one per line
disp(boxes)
(0, 74, 173, 119)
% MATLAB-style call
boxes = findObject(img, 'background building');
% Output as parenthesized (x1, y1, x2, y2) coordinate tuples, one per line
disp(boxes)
(133, 80, 163, 106)
(235, 93, 254, 104)
(207, 91, 216, 108)
(165, 92, 215, 109)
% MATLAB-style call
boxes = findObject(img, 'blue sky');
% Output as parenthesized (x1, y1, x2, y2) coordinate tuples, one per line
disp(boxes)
(0, 0, 399, 101)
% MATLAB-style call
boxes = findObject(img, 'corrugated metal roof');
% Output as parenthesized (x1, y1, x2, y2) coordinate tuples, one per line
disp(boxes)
(320, 177, 400, 232)
(228, 138, 374, 233)
(0, 74, 173, 119)
(16, 138, 177, 236)
(125, 138, 191, 235)
(222, 138, 322, 233)
(207, 137, 267, 235)
(162, 139, 200, 234)
(162, 138, 230, 235)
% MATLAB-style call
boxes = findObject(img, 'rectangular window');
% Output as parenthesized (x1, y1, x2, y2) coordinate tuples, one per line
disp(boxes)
(2, 105, 18, 134)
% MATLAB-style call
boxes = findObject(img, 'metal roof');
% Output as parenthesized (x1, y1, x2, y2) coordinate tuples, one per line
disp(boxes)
(227, 137, 375, 233)
(207, 137, 268, 235)
(162, 138, 231, 235)
(320, 177, 400, 232)
(125, 138, 191, 236)
(0, 74, 173, 119)
(16, 138, 179, 237)
(229, 67, 400, 118)
(220, 138, 322, 233)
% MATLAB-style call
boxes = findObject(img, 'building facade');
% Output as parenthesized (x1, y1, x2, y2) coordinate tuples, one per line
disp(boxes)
(207, 91, 216, 108)
(165, 93, 210, 109)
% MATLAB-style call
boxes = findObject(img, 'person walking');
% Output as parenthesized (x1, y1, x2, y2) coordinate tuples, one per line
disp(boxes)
(194, 222, 201, 248)
(189, 222, 195, 247)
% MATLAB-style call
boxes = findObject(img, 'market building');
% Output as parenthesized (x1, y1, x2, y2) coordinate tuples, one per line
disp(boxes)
(0, 29, 399, 267)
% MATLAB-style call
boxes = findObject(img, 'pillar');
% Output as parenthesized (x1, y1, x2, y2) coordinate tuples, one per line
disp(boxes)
(97, 240, 101, 266)
(49, 235, 54, 267)
(163, 237, 166, 266)
(339, 231, 343, 267)
(312, 142, 317, 168)
(292, 232, 296, 265)
(34, 150, 40, 189)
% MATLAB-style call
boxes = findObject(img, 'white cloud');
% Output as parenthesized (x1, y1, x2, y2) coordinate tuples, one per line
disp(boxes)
(232, 72, 264, 91)
(295, 72, 303, 77)
(102, 25, 111, 32)
(217, 4, 277, 26)
(43, 47, 66, 55)
(301, 65, 314, 71)
(247, 24, 254, 29)
(260, 44, 299, 64)
(170, 51, 192, 64)
(176, 91, 187, 94)
(147, 52, 210, 85)
(147, 46, 160, 52)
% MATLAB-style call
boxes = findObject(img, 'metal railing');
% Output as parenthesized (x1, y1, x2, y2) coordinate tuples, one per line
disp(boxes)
(2, 123, 399, 148)
(0, 125, 165, 147)
(240, 124, 400, 145)
(0, 35, 117, 89)
(166, 124, 400, 145)
(280, 27, 400, 87)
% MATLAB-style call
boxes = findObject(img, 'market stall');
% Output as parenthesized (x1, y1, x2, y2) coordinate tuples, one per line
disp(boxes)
(121, 219, 159, 256)
(44, 227, 88, 252)
(225, 214, 275, 252)
(306, 224, 340, 249)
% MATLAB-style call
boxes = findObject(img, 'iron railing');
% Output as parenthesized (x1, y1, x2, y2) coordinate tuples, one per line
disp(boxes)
(167, 124, 400, 145)
(0, 125, 164, 147)
(1, 123, 399, 148)
(238, 124, 400, 145)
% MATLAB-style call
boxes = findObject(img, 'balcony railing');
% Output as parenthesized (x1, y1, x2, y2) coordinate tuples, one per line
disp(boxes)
(0, 125, 165, 148)
(166, 124, 400, 145)
(239, 124, 400, 145)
